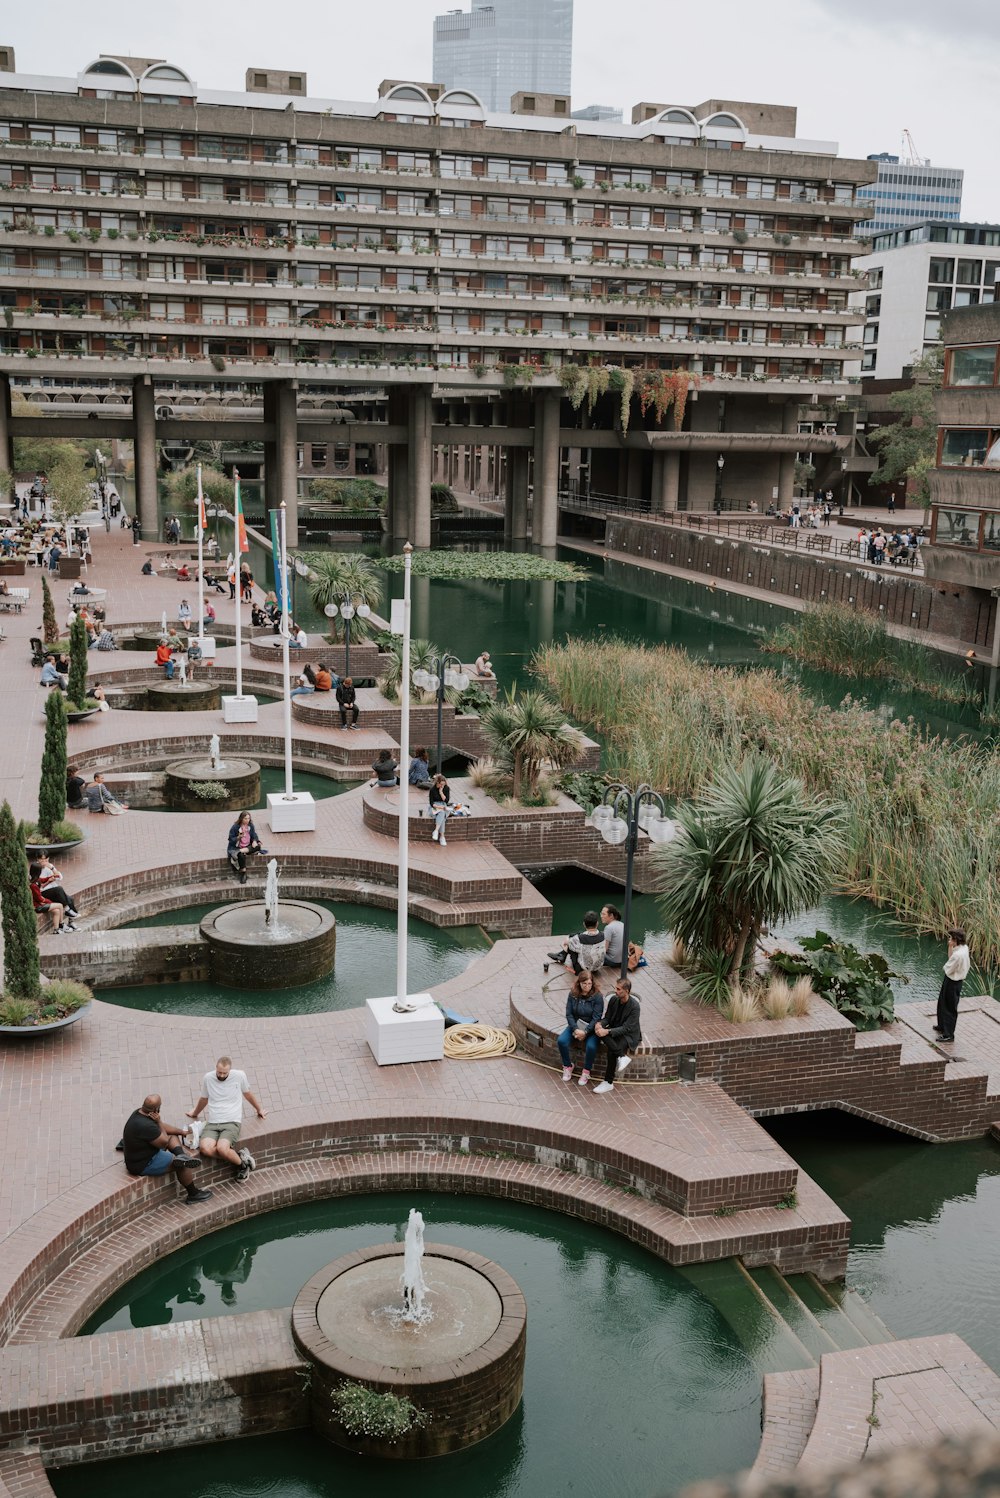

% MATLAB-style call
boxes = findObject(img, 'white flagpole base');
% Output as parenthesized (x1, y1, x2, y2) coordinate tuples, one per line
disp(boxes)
(364, 994, 443, 1065)
(222, 694, 258, 723)
(267, 790, 315, 831)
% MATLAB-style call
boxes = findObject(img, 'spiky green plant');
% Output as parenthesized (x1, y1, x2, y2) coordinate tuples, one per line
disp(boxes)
(0, 800, 40, 999)
(66, 613, 89, 710)
(653, 755, 847, 997)
(377, 637, 441, 703)
(37, 690, 68, 839)
(481, 688, 581, 801)
(303, 552, 381, 640)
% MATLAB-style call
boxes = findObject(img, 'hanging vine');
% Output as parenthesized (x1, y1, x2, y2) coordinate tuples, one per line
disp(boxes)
(559, 363, 587, 411)
(586, 366, 610, 415)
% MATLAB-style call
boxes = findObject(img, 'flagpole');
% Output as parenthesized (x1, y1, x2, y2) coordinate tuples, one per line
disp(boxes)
(234, 469, 244, 699)
(395, 541, 413, 1003)
(279, 501, 294, 798)
(196, 464, 205, 645)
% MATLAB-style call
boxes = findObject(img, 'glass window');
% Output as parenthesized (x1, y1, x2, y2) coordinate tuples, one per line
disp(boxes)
(982, 513, 1000, 552)
(949, 346, 997, 386)
(940, 429, 989, 466)
(935, 509, 979, 547)
(956, 260, 982, 285)
(928, 258, 954, 284)
(927, 287, 951, 312)
(954, 289, 980, 307)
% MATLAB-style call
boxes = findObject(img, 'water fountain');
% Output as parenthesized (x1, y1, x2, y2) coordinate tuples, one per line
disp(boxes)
(292, 1207, 526, 1458)
(199, 857, 336, 988)
(163, 734, 260, 813)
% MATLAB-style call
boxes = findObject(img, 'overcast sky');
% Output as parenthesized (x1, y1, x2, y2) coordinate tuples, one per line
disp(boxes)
(6, 0, 998, 219)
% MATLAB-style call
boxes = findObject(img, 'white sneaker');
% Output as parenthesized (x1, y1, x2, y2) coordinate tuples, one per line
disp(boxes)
(561, 1066, 573, 1082)
(593, 1081, 614, 1095)
(616, 1055, 632, 1075)
(238, 1147, 256, 1171)
(577, 1070, 591, 1087)
(432, 827, 439, 841)
(440, 836, 447, 846)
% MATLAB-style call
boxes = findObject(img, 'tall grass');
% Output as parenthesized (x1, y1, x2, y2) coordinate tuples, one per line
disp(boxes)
(763, 602, 983, 712)
(533, 636, 1000, 972)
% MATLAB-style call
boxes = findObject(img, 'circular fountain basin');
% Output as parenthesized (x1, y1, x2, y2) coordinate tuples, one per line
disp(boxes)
(293, 1242, 526, 1459)
(199, 900, 336, 988)
(163, 756, 260, 813)
(145, 682, 222, 712)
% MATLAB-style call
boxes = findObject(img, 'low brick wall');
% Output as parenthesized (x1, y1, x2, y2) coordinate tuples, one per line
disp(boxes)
(606, 517, 994, 643)
(249, 639, 381, 677)
(0, 1309, 307, 1467)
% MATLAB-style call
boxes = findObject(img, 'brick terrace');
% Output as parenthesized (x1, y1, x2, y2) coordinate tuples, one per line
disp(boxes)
(0, 523, 994, 1487)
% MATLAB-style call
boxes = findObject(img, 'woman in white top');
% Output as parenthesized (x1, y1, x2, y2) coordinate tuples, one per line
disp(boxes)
(935, 927, 970, 1043)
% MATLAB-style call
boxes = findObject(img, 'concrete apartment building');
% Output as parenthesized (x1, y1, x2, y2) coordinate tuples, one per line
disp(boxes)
(432, 0, 574, 114)
(858, 153, 963, 235)
(0, 48, 876, 542)
(856, 221, 1000, 379)
(926, 304, 1000, 617)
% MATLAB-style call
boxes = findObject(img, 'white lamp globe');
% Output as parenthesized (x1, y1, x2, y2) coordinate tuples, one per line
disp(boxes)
(601, 816, 629, 846)
(323, 603, 339, 618)
(412, 668, 430, 690)
(646, 815, 677, 845)
(590, 802, 614, 827)
(357, 602, 371, 618)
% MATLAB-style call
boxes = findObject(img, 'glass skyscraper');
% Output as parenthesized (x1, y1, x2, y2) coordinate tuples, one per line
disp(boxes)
(858, 153, 964, 235)
(432, 0, 573, 112)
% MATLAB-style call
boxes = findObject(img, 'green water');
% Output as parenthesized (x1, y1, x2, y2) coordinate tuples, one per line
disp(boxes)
(98, 901, 489, 1018)
(64, 1193, 803, 1498)
(767, 1112, 1000, 1371)
(134, 767, 352, 814)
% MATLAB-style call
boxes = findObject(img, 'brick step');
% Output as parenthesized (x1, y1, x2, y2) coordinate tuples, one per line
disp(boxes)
(748, 1266, 844, 1361)
(753, 1367, 820, 1475)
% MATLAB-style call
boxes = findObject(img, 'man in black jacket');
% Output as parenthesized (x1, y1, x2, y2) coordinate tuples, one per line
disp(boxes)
(592, 976, 641, 1094)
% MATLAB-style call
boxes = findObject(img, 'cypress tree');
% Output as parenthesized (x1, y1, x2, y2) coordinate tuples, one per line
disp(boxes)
(67, 613, 89, 710)
(41, 574, 58, 646)
(37, 689, 67, 839)
(0, 800, 40, 999)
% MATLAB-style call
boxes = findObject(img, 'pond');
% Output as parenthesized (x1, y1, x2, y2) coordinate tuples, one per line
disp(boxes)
(132, 766, 353, 814)
(60, 1193, 812, 1498)
(98, 901, 490, 1018)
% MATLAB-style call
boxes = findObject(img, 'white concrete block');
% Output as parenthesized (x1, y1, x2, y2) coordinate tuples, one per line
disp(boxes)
(267, 790, 316, 832)
(365, 994, 445, 1065)
(222, 693, 258, 723)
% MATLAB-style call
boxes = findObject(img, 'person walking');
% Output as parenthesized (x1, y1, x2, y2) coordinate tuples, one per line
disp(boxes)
(934, 927, 970, 1044)
(186, 1056, 267, 1184)
(592, 975, 642, 1094)
(557, 970, 605, 1087)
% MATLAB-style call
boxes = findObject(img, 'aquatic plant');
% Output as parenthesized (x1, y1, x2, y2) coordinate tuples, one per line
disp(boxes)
(376, 551, 585, 582)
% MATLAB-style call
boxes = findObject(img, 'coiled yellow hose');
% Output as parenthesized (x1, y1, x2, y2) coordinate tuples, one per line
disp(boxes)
(443, 1024, 518, 1059)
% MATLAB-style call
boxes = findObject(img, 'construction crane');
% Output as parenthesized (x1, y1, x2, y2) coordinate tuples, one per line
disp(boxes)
(901, 129, 930, 166)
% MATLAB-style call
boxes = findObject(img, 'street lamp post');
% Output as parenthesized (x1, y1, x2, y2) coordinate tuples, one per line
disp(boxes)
(323, 591, 371, 678)
(714, 454, 725, 515)
(290, 555, 309, 622)
(591, 784, 676, 978)
(839, 456, 849, 516)
(413, 654, 469, 774)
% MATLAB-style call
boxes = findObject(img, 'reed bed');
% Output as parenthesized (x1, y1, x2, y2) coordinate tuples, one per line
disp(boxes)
(763, 601, 984, 712)
(534, 637, 1000, 972)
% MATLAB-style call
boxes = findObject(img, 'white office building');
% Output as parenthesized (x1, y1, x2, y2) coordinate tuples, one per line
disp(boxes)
(856, 221, 1000, 379)
(432, 0, 573, 112)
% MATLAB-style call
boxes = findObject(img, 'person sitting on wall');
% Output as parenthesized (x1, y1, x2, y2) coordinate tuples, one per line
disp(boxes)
(336, 676, 359, 729)
(85, 772, 127, 815)
(250, 603, 267, 628)
(31, 858, 79, 922)
(288, 623, 307, 648)
(176, 564, 192, 582)
(140, 559, 154, 576)
(548, 910, 606, 976)
(178, 599, 192, 626)
(314, 663, 333, 693)
(155, 640, 175, 679)
(474, 651, 495, 679)
(408, 747, 432, 786)
(557, 969, 605, 1088)
(371, 750, 398, 787)
(290, 664, 318, 698)
(121, 1095, 211, 1206)
(39, 654, 67, 691)
(592, 975, 642, 1095)
(66, 764, 87, 810)
(227, 810, 264, 885)
(29, 872, 70, 933)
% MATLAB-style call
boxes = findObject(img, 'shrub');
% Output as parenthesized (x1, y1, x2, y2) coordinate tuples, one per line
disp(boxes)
(431, 481, 459, 513)
(0, 800, 39, 999)
(481, 688, 581, 802)
(760, 977, 794, 1020)
(37, 690, 68, 839)
(769, 931, 904, 1031)
(330, 1382, 428, 1443)
(22, 818, 82, 845)
(66, 613, 89, 710)
(41, 574, 59, 645)
(721, 988, 763, 1024)
(302, 552, 381, 639)
(186, 780, 230, 801)
(454, 681, 493, 717)
(40, 978, 93, 1012)
(0, 996, 35, 1026)
(559, 768, 610, 814)
(788, 976, 814, 1016)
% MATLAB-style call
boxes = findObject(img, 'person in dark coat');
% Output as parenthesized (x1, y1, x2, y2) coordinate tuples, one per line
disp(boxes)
(592, 976, 642, 1093)
(227, 811, 263, 884)
(336, 676, 359, 729)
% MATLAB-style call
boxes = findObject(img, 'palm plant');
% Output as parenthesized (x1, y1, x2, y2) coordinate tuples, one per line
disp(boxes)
(304, 552, 381, 641)
(481, 689, 581, 801)
(378, 637, 441, 703)
(654, 754, 847, 1000)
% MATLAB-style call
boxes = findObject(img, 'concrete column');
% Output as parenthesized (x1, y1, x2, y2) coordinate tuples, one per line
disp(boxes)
(262, 383, 278, 514)
(132, 375, 159, 540)
(408, 385, 432, 550)
(778, 398, 799, 507)
(0, 373, 12, 487)
(651, 451, 680, 513)
(275, 380, 299, 548)
(387, 388, 409, 543)
(532, 390, 561, 548)
(626, 449, 643, 501)
(505, 447, 529, 543)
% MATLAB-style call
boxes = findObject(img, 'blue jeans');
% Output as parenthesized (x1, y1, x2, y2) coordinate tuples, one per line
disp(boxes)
(164, 660, 174, 679)
(433, 807, 449, 836)
(557, 1025, 598, 1071)
(140, 1149, 177, 1177)
(290, 684, 315, 697)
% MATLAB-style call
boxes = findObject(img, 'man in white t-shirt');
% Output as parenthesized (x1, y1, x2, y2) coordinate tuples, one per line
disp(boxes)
(186, 1056, 267, 1183)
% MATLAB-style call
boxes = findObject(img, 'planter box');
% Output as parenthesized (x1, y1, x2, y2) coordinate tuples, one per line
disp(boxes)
(0, 559, 26, 576)
(0, 1002, 91, 1038)
(58, 557, 83, 580)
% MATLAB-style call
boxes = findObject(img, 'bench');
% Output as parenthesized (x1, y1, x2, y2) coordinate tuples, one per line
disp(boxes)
(0, 587, 29, 613)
